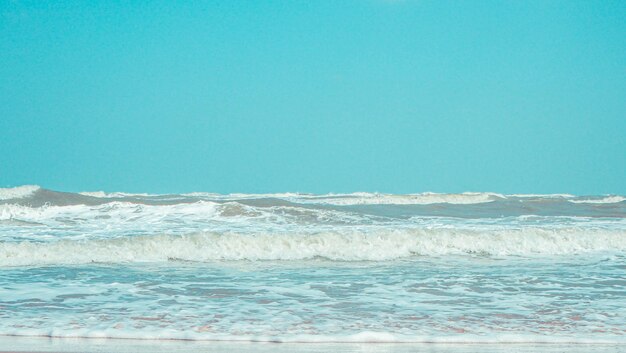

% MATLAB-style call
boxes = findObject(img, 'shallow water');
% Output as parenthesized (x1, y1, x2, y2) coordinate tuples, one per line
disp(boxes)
(0, 186, 625, 344)
(1, 337, 625, 353)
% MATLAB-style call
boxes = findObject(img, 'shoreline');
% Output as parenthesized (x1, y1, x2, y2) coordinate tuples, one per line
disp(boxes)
(1, 336, 625, 353)
(2, 332, 625, 344)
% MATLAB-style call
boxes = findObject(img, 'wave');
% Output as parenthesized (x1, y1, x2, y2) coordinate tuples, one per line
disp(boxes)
(0, 201, 371, 228)
(569, 196, 626, 204)
(77, 190, 505, 205)
(284, 192, 506, 205)
(78, 191, 157, 198)
(3, 185, 626, 207)
(1, 228, 624, 266)
(0, 185, 41, 200)
(184, 192, 306, 199)
(508, 193, 575, 198)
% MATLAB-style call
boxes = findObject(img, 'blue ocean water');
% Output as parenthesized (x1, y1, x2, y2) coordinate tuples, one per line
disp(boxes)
(0, 186, 625, 344)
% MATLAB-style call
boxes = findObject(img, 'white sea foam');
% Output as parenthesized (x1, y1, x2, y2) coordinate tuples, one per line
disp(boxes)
(191, 192, 307, 199)
(1, 228, 624, 266)
(286, 192, 505, 205)
(2, 330, 625, 344)
(569, 196, 626, 204)
(178, 192, 505, 205)
(0, 185, 40, 200)
(508, 193, 576, 198)
(0, 202, 184, 223)
(77, 190, 507, 205)
(0, 201, 364, 230)
(78, 191, 157, 198)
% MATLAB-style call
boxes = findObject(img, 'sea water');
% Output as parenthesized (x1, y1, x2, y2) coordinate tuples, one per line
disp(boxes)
(0, 185, 625, 344)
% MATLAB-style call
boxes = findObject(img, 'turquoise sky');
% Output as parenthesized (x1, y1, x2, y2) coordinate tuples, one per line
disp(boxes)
(1, 1, 625, 194)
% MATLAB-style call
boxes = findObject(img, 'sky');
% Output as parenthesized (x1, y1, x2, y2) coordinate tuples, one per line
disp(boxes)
(1, 0, 625, 194)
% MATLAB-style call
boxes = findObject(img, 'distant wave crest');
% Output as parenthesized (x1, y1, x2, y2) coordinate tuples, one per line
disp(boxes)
(2, 185, 625, 207)
(569, 196, 626, 204)
(0, 185, 41, 201)
(287, 192, 505, 205)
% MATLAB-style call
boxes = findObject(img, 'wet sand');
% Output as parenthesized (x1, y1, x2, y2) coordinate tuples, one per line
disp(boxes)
(0, 336, 624, 353)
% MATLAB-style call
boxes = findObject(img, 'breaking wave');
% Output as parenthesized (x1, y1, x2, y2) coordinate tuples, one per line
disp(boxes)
(286, 192, 505, 205)
(569, 196, 626, 204)
(1, 227, 625, 266)
(2, 185, 625, 208)
(0, 185, 41, 200)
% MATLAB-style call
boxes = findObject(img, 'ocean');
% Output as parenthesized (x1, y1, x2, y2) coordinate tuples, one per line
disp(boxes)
(0, 185, 625, 348)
